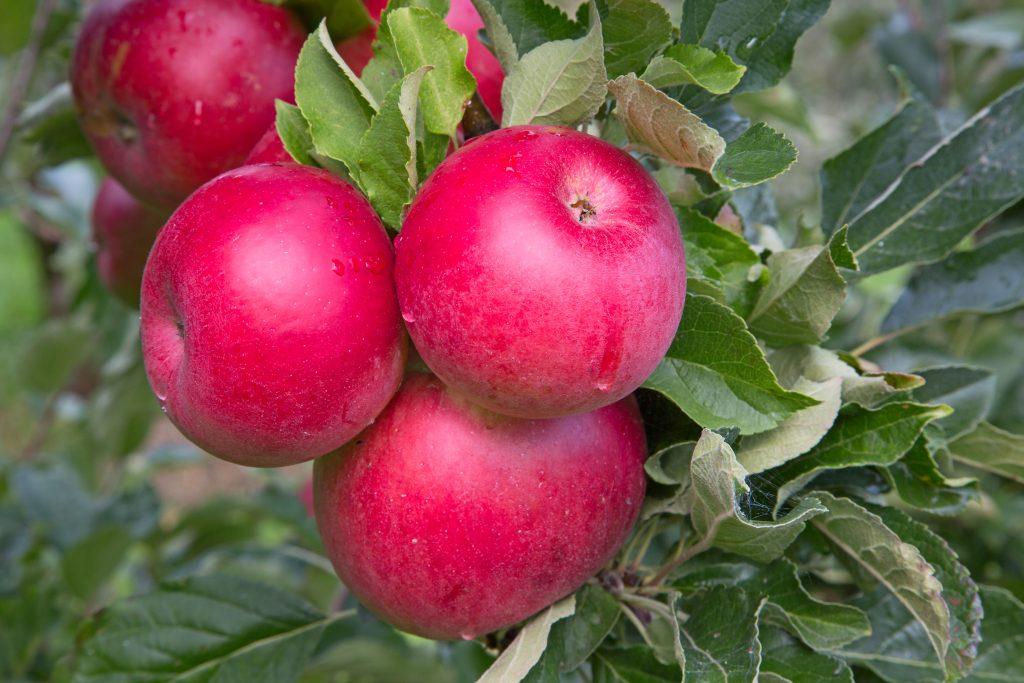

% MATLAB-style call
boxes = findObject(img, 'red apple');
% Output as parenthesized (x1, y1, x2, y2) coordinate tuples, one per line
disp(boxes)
(244, 124, 293, 165)
(140, 164, 406, 467)
(336, 28, 375, 75)
(92, 178, 169, 307)
(71, 0, 305, 208)
(313, 373, 647, 639)
(395, 126, 686, 419)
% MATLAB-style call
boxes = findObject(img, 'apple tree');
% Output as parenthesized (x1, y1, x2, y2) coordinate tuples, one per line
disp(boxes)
(1, 0, 1024, 682)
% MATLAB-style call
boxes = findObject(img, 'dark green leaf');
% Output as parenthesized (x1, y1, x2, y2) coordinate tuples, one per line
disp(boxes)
(680, 0, 830, 93)
(477, 0, 582, 59)
(524, 585, 620, 679)
(884, 437, 977, 515)
(769, 402, 951, 507)
(678, 206, 763, 317)
(591, 646, 683, 682)
(72, 575, 346, 683)
(963, 586, 1024, 682)
(758, 627, 853, 683)
(644, 294, 819, 435)
(61, 526, 132, 601)
(678, 585, 761, 682)
(840, 84, 1024, 274)
(12, 464, 96, 549)
(477, 596, 575, 683)
(912, 366, 997, 444)
(865, 503, 982, 677)
(598, 0, 673, 79)
(882, 229, 1024, 333)
(946, 421, 1024, 483)
(712, 123, 798, 189)
(810, 493, 951, 669)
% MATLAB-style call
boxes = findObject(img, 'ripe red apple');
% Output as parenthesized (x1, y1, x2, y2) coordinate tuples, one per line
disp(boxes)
(244, 124, 293, 165)
(92, 178, 169, 307)
(71, 0, 305, 208)
(395, 126, 686, 419)
(140, 164, 406, 467)
(313, 373, 647, 640)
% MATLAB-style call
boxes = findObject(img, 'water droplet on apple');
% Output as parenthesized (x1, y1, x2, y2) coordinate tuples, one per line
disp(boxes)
(331, 259, 345, 276)
(401, 311, 416, 323)
(460, 633, 475, 641)
(595, 380, 611, 392)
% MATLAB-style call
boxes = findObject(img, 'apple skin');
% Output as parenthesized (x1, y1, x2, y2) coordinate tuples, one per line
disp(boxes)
(71, 0, 305, 208)
(92, 178, 169, 307)
(395, 126, 686, 419)
(313, 373, 647, 640)
(244, 125, 293, 165)
(140, 164, 406, 467)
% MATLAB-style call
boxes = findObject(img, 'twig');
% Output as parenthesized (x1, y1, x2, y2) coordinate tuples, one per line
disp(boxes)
(850, 327, 911, 357)
(0, 0, 60, 162)
(647, 513, 729, 585)
(460, 92, 498, 140)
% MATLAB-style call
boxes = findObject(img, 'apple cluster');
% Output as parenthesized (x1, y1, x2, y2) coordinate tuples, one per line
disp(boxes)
(74, 0, 686, 640)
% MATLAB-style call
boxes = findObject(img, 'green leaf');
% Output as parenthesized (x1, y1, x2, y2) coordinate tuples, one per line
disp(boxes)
(294, 22, 376, 171)
(609, 75, 725, 172)
(477, 595, 575, 683)
(884, 437, 977, 515)
(946, 421, 1024, 484)
(477, 0, 582, 59)
(712, 123, 797, 189)
(388, 7, 477, 138)
(274, 101, 317, 166)
(678, 207, 763, 317)
(769, 402, 951, 508)
(61, 526, 132, 601)
(838, 83, 1024, 274)
(912, 366, 997, 444)
(680, 0, 829, 93)
(642, 44, 747, 94)
(963, 586, 1024, 682)
(865, 503, 982, 678)
(355, 66, 430, 229)
(598, 0, 673, 79)
(678, 585, 761, 682)
(747, 227, 853, 346)
(810, 493, 951, 670)
(286, 0, 373, 39)
(501, 9, 607, 127)
(689, 430, 826, 562)
(0, 212, 46, 336)
(882, 228, 1024, 334)
(470, 0, 520, 71)
(591, 646, 683, 682)
(12, 464, 96, 549)
(524, 585, 619, 680)
(677, 559, 870, 652)
(820, 93, 941, 237)
(736, 377, 842, 474)
(644, 294, 819, 435)
(826, 586, 946, 682)
(72, 575, 347, 683)
(758, 627, 853, 683)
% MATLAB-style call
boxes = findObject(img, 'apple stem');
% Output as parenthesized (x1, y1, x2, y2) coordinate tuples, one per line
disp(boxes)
(461, 92, 498, 141)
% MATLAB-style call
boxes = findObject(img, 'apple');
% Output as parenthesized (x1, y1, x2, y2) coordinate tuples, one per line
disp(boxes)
(313, 373, 647, 640)
(395, 126, 686, 419)
(92, 178, 169, 307)
(71, 0, 305, 208)
(140, 164, 406, 467)
(244, 124, 293, 165)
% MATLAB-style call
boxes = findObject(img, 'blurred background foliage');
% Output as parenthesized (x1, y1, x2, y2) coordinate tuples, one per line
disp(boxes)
(2, 0, 1024, 680)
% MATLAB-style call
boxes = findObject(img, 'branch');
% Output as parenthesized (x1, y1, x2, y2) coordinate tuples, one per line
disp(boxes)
(0, 0, 60, 163)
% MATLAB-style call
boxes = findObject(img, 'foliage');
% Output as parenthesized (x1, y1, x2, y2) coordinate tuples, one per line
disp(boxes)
(2, 0, 1024, 681)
